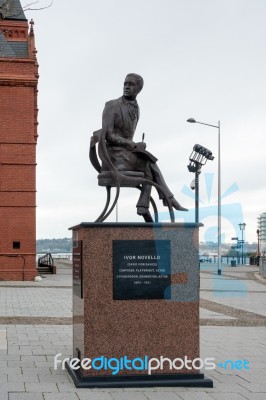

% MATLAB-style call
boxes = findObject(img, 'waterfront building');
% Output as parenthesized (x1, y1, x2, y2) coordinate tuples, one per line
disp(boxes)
(0, 0, 38, 280)
(258, 212, 266, 256)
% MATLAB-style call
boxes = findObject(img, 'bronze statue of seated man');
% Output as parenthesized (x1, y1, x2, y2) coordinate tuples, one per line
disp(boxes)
(98, 73, 187, 222)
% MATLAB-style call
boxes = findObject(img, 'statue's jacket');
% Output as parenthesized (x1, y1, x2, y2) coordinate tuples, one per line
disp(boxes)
(100, 96, 157, 172)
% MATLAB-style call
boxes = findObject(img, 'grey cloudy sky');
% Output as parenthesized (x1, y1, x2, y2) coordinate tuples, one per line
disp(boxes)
(26, 0, 266, 243)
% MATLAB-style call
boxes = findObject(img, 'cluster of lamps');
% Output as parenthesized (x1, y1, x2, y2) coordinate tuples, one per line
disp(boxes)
(187, 118, 221, 275)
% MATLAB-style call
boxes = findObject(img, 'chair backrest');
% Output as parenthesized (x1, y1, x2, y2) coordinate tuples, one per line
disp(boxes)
(89, 129, 102, 173)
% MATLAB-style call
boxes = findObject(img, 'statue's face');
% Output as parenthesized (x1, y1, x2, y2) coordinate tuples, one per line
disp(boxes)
(123, 76, 140, 99)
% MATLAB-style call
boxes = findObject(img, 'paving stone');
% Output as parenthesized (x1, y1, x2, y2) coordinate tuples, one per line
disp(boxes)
(43, 394, 79, 400)
(0, 368, 21, 375)
(151, 387, 189, 392)
(25, 383, 59, 393)
(221, 375, 254, 390)
(21, 356, 47, 362)
(57, 383, 81, 392)
(146, 392, 181, 400)
(16, 348, 33, 356)
(0, 375, 7, 384)
(242, 395, 266, 400)
(239, 375, 266, 384)
(208, 393, 250, 400)
(9, 361, 35, 368)
(7, 346, 20, 354)
(238, 382, 266, 392)
(38, 373, 71, 383)
(0, 383, 25, 392)
(78, 392, 114, 400)
(9, 394, 44, 400)
(0, 355, 20, 361)
(8, 372, 39, 383)
(177, 393, 218, 400)
(109, 392, 149, 400)
(175, 387, 220, 393)
(0, 392, 8, 400)
(34, 362, 53, 368)
(123, 388, 160, 392)
(22, 367, 51, 375)
(79, 388, 124, 393)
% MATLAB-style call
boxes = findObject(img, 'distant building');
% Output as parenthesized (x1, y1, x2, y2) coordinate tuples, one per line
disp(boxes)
(258, 212, 266, 256)
(0, 0, 38, 280)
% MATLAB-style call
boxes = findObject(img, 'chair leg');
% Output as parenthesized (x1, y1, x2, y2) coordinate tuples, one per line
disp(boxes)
(95, 181, 174, 223)
(95, 186, 111, 222)
(98, 184, 120, 222)
(149, 196, 158, 223)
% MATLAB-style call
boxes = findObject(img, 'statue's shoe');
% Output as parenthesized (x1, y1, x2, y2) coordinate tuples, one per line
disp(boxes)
(137, 207, 154, 222)
(163, 197, 188, 211)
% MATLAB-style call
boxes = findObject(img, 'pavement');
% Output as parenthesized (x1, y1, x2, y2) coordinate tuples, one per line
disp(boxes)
(0, 261, 266, 400)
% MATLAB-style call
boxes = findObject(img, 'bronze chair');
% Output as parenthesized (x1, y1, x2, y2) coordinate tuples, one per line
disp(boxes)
(89, 129, 175, 223)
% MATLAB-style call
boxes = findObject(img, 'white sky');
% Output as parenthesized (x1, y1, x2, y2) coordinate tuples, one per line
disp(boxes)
(25, 0, 266, 243)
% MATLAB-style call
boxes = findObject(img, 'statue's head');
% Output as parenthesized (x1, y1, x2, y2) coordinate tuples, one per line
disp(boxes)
(123, 73, 144, 100)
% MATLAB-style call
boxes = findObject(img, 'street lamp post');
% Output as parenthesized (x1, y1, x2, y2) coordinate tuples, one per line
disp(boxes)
(187, 118, 221, 275)
(239, 223, 246, 265)
(257, 229, 261, 266)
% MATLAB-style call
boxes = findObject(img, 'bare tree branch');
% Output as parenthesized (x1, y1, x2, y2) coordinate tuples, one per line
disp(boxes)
(23, 1, 40, 7)
(22, 0, 53, 12)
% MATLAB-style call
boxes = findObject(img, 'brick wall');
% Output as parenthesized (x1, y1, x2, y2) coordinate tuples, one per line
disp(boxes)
(0, 19, 38, 281)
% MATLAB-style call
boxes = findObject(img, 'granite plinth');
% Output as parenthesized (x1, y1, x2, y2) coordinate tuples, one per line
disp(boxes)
(69, 222, 212, 388)
(66, 365, 213, 388)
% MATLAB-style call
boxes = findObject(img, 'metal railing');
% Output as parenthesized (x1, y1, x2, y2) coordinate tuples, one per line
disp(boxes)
(37, 253, 56, 274)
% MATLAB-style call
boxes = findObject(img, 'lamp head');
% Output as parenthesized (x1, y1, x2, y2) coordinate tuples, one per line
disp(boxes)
(193, 144, 214, 161)
(187, 118, 197, 123)
(187, 143, 214, 173)
(239, 223, 246, 230)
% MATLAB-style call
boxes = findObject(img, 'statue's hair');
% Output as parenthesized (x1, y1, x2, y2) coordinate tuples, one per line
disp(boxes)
(126, 73, 144, 92)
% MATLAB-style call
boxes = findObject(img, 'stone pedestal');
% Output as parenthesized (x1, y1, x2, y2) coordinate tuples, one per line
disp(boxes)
(68, 222, 213, 388)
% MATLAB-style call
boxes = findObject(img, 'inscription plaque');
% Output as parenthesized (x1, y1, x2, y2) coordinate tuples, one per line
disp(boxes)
(113, 240, 171, 300)
(73, 240, 83, 298)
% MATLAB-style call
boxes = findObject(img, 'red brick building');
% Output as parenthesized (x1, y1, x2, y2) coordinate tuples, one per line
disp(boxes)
(0, 0, 38, 280)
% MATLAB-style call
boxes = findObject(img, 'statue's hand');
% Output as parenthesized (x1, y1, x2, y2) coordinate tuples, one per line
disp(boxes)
(126, 141, 136, 151)
(135, 142, 147, 150)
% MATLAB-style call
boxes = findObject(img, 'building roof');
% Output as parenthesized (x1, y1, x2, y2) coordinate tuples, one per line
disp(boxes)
(9, 40, 28, 57)
(0, 31, 28, 58)
(0, 0, 26, 21)
(0, 31, 16, 56)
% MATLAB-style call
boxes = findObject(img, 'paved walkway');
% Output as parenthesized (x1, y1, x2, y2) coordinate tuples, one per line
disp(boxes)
(0, 262, 266, 400)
